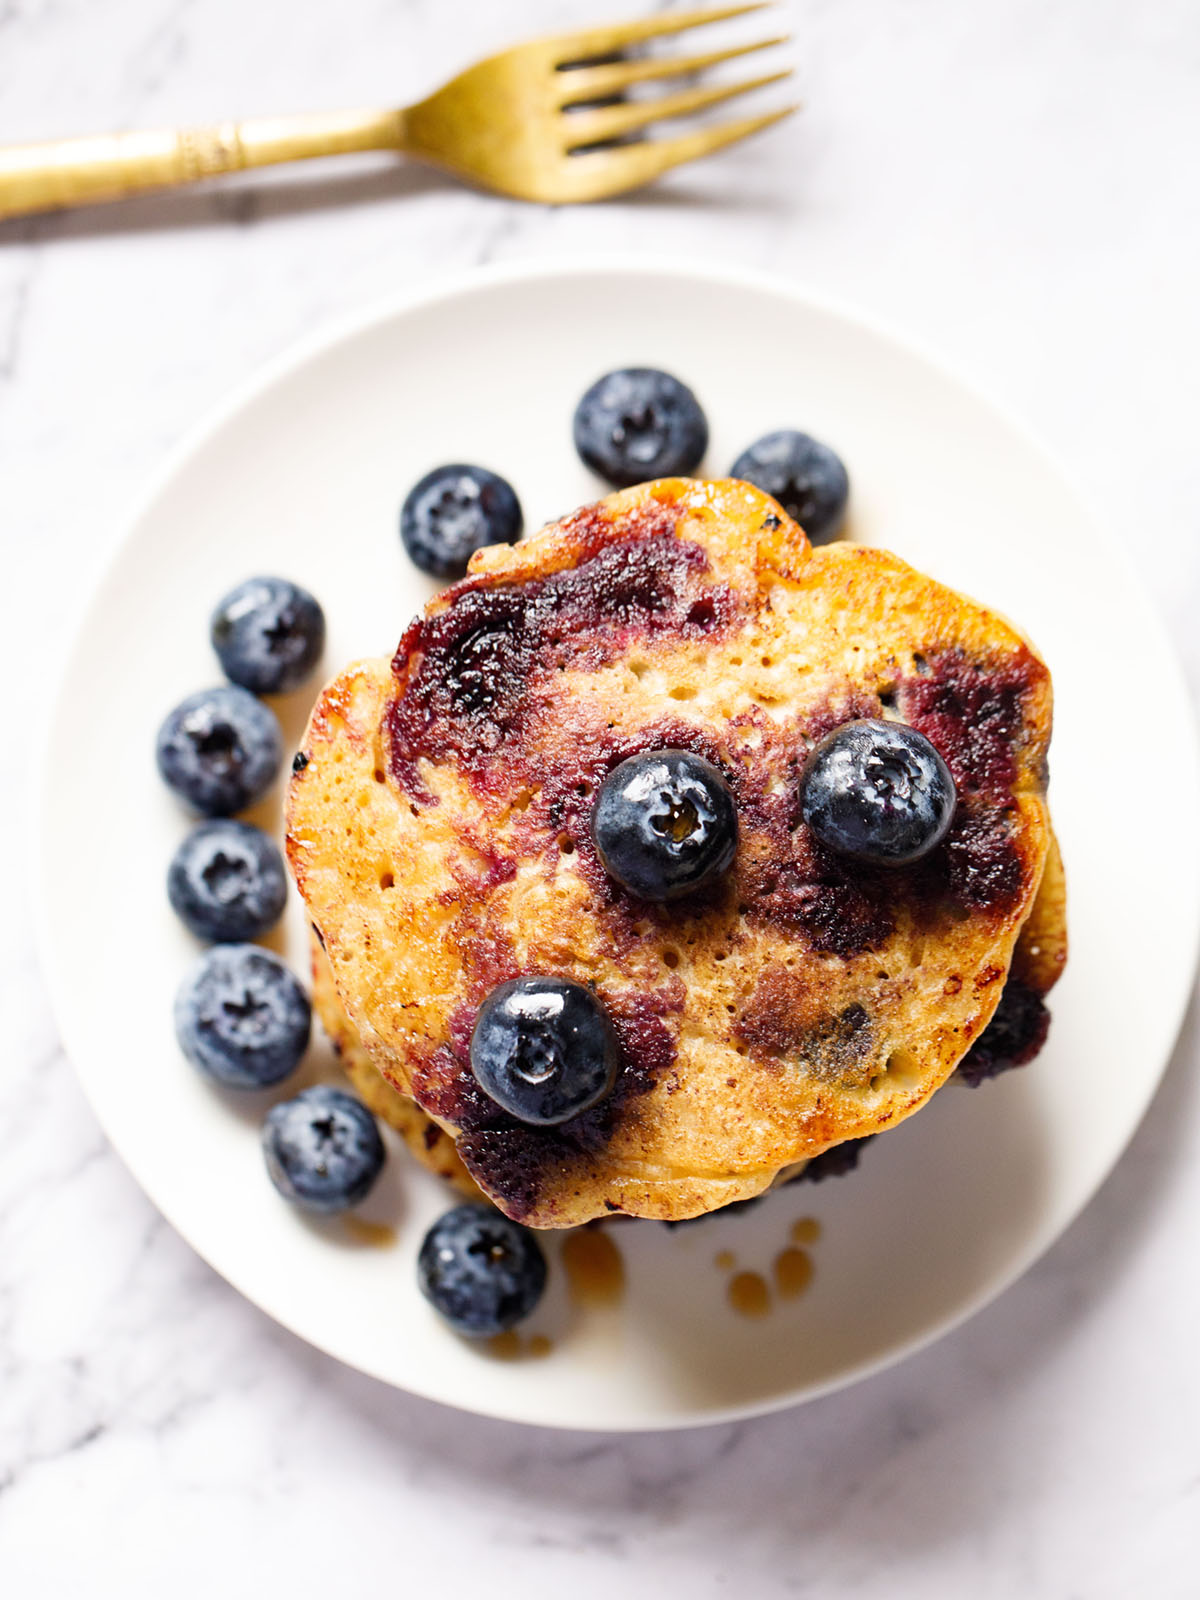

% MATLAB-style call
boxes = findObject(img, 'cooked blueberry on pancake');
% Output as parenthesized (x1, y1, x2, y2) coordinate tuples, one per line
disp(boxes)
(287, 478, 1063, 1227)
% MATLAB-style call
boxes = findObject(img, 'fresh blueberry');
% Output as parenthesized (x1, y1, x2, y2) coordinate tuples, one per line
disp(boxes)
(400, 464, 523, 580)
(175, 944, 310, 1088)
(417, 1203, 547, 1337)
(800, 719, 955, 867)
(573, 368, 708, 487)
(730, 430, 850, 545)
(956, 980, 1050, 1086)
(156, 685, 282, 816)
(167, 819, 287, 942)
(262, 1085, 385, 1213)
(591, 749, 738, 901)
(210, 576, 325, 695)
(470, 976, 620, 1126)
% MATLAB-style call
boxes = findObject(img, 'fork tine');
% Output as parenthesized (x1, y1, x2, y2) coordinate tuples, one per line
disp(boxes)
(559, 105, 797, 200)
(555, 36, 789, 104)
(563, 70, 792, 148)
(551, 3, 774, 66)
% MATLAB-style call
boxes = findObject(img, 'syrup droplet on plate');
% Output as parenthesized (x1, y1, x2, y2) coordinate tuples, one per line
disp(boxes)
(342, 1217, 397, 1248)
(562, 1227, 625, 1308)
(727, 1270, 770, 1318)
(487, 1330, 553, 1360)
(773, 1246, 813, 1300)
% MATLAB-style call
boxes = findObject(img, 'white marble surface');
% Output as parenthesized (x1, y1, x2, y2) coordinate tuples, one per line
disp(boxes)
(3, 0, 1200, 1592)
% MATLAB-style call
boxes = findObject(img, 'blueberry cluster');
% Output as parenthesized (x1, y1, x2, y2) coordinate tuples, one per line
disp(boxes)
(157, 582, 325, 1083)
(157, 576, 325, 963)
(156, 574, 549, 1326)
(570, 367, 850, 543)
(153, 368, 997, 1336)
(158, 578, 387, 1214)
(394, 369, 852, 583)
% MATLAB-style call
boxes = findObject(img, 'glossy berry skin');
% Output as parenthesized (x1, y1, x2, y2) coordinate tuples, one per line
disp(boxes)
(400, 464, 523, 579)
(730, 430, 850, 545)
(174, 944, 310, 1088)
(156, 685, 282, 816)
(210, 576, 325, 695)
(262, 1086, 385, 1213)
(417, 1203, 547, 1337)
(167, 819, 287, 942)
(470, 976, 620, 1126)
(591, 749, 738, 901)
(573, 368, 708, 487)
(801, 719, 956, 867)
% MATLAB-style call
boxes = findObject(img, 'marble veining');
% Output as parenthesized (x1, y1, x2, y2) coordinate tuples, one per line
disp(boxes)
(3, 0, 1200, 1594)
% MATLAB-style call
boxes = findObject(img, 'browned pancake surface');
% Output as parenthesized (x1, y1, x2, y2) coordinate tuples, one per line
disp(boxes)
(288, 479, 1056, 1226)
(309, 933, 481, 1198)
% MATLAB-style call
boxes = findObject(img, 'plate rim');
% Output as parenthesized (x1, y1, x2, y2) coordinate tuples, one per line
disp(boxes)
(32, 254, 1200, 1431)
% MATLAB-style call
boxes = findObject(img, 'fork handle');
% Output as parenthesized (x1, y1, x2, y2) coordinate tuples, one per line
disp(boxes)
(0, 107, 409, 221)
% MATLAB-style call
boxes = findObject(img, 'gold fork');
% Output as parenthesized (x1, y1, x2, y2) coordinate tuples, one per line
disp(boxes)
(0, 4, 794, 221)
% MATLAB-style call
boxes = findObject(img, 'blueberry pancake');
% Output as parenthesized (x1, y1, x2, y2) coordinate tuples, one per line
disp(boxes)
(309, 820, 1066, 1202)
(308, 833, 1067, 1197)
(287, 478, 1061, 1227)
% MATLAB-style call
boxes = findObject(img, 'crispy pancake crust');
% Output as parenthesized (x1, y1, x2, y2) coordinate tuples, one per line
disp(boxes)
(287, 479, 1057, 1227)
(1011, 829, 1067, 996)
(309, 933, 481, 1198)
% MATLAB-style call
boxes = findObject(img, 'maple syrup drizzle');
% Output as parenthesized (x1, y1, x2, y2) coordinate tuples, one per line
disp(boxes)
(562, 1227, 626, 1308)
(342, 1217, 397, 1248)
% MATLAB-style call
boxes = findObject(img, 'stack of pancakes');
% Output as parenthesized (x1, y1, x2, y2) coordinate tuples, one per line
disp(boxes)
(288, 479, 1066, 1228)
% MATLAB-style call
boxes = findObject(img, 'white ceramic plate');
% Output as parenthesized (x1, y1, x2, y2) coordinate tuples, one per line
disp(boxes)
(34, 259, 1199, 1431)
